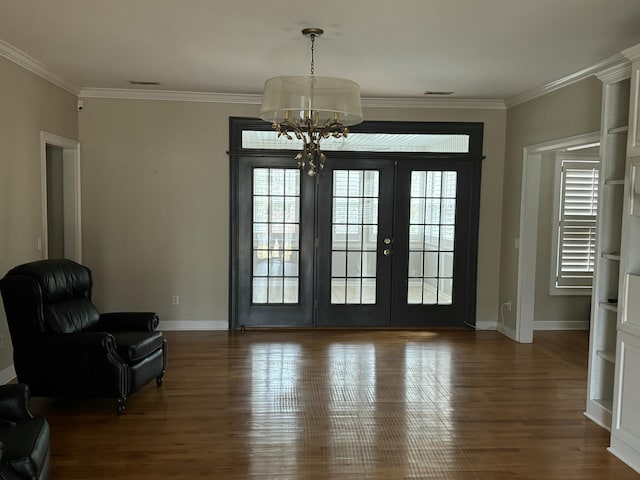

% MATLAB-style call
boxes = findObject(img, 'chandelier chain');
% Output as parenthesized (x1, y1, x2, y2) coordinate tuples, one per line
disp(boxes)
(310, 34, 315, 75)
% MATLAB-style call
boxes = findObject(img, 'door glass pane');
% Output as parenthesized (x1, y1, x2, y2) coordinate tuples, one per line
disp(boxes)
(407, 170, 457, 305)
(331, 170, 379, 304)
(252, 168, 300, 304)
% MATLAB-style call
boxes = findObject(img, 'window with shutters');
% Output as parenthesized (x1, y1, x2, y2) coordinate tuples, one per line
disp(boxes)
(550, 154, 600, 294)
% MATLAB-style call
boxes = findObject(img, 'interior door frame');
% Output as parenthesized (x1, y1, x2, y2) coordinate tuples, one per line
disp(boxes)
(40, 131, 82, 262)
(229, 117, 484, 330)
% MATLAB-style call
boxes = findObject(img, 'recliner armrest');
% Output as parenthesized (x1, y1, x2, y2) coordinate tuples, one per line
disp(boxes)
(0, 384, 33, 421)
(33, 332, 117, 353)
(97, 312, 159, 332)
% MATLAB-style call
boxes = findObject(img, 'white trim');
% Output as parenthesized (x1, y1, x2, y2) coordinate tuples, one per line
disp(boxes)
(0, 38, 79, 95)
(623, 44, 640, 64)
(596, 64, 632, 84)
(362, 97, 505, 110)
(608, 444, 640, 475)
(533, 320, 589, 330)
(0, 34, 632, 111)
(79, 88, 263, 104)
(0, 365, 17, 385)
(79, 87, 507, 109)
(516, 152, 540, 344)
(497, 321, 517, 341)
(40, 132, 82, 262)
(505, 53, 628, 108)
(158, 320, 228, 331)
(516, 132, 600, 344)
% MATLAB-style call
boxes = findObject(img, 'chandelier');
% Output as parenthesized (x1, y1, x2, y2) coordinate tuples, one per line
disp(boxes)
(259, 28, 363, 176)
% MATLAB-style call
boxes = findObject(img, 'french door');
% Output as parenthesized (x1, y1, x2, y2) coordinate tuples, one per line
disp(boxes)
(229, 119, 483, 329)
(316, 157, 479, 327)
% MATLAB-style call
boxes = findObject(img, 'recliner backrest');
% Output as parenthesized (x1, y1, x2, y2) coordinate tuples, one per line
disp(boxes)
(1, 259, 100, 335)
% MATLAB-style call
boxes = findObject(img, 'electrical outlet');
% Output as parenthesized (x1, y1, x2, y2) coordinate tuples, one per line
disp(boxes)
(0, 334, 3, 350)
(172, 295, 179, 306)
(505, 300, 512, 311)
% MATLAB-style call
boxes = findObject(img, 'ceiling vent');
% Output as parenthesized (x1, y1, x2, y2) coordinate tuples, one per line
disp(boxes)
(128, 80, 160, 86)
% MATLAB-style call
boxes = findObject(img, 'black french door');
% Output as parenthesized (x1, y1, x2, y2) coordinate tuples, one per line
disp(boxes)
(234, 156, 315, 327)
(229, 118, 483, 329)
(316, 157, 480, 327)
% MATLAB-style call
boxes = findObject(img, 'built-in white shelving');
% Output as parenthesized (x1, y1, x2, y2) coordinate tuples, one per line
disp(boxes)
(608, 44, 640, 473)
(585, 65, 630, 431)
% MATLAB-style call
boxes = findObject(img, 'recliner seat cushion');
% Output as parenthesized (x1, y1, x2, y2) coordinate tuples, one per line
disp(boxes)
(112, 330, 165, 363)
(0, 416, 50, 479)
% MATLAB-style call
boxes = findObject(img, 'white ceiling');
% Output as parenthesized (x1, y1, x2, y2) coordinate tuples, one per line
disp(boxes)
(2, 0, 640, 102)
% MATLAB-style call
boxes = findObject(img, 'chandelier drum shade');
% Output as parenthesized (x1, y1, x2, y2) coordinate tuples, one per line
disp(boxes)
(259, 28, 363, 176)
(260, 75, 363, 126)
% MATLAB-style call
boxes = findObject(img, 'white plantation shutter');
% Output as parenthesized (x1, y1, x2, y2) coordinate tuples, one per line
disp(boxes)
(555, 160, 599, 288)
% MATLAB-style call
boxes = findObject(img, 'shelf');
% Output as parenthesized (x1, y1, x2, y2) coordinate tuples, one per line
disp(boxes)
(593, 398, 613, 414)
(602, 252, 621, 261)
(607, 125, 629, 134)
(600, 301, 618, 313)
(596, 350, 616, 363)
(605, 179, 625, 186)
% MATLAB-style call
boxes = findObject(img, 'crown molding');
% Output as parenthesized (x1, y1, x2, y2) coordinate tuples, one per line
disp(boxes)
(79, 87, 262, 104)
(623, 44, 640, 63)
(0, 38, 79, 95)
(505, 52, 629, 108)
(80, 87, 506, 109)
(596, 63, 632, 84)
(362, 96, 505, 109)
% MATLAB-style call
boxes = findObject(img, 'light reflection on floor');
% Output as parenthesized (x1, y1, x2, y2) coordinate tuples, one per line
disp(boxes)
(248, 336, 454, 478)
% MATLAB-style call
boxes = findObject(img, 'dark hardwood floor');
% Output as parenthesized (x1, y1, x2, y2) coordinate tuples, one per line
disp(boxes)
(27, 329, 638, 479)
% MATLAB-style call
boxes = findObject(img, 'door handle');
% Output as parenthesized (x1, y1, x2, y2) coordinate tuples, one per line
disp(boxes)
(383, 237, 393, 245)
(383, 248, 393, 256)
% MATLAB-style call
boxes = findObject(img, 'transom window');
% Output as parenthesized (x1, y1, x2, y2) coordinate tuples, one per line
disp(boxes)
(242, 131, 470, 153)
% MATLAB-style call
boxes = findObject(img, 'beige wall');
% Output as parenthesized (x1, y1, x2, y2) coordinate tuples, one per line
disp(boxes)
(0, 51, 603, 379)
(500, 77, 602, 334)
(78, 99, 506, 329)
(0, 56, 78, 374)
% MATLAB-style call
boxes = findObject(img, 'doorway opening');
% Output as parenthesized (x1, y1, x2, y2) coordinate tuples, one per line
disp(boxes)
(516, 131, 600, 343)
(40, 132, 82, 262)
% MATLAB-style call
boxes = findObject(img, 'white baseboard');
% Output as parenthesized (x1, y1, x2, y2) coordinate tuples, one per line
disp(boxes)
(474, 320, 498, 331)
(0, 365, 16, 384)
(497, 322, 517, 341)
(158, 320, 228, 331)
(533, 320, 589, 330)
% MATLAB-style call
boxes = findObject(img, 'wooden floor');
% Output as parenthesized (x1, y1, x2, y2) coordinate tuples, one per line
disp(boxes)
(28, 329, 639, 479)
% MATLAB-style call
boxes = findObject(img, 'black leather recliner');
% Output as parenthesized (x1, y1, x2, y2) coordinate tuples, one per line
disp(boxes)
(0, 383, 50, 480)
(0, 259, 167, 413)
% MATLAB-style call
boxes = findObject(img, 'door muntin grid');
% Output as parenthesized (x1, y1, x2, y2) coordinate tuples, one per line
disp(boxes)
(331, 170, 379, 304)
(407, 171, 457, 305)
(252, 168, 300, 304)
